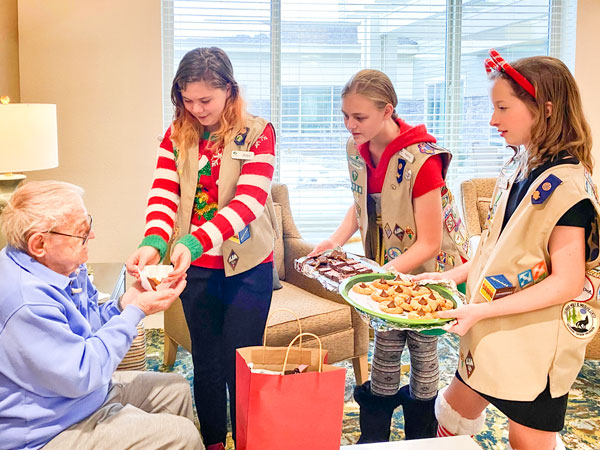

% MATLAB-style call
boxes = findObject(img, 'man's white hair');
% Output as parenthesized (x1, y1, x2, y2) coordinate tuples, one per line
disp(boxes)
(1, 180, 85, 251)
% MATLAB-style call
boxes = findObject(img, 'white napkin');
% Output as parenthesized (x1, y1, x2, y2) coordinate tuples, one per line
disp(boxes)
(139, 265, 174, 291)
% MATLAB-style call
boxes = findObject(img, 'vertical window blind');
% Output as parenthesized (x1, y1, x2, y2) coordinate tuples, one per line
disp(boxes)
(163, 0, 578, 244)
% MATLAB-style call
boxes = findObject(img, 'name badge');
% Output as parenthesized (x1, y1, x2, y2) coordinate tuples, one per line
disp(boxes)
(398, 149, 414, 163)
(232, 150, 255, 160)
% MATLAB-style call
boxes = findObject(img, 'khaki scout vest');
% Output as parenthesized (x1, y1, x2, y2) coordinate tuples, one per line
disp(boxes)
(345, 139, 469, 274)
(460, 161, 600, 400)
(172, 115, 278, 277)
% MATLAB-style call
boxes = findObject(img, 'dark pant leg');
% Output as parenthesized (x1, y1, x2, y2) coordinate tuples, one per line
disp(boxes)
(221, 262, 273, 441)
(179, 266, 227, 446)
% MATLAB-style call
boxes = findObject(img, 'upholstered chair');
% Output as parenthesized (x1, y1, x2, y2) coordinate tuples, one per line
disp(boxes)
(460, 177, 496, 256)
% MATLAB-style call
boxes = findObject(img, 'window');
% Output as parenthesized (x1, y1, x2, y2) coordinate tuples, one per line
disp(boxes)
(163, 0, 578, 243)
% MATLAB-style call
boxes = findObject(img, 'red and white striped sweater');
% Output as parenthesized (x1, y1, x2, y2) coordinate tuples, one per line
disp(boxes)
(143, 124, 276, 269)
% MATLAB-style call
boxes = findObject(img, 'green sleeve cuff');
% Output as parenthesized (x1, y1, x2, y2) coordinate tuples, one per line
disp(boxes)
(139, 235, 168, 261)
(176, 234, 204, 261)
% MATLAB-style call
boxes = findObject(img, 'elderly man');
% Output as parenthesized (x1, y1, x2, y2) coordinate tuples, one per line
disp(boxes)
(0, 181, 204, 450)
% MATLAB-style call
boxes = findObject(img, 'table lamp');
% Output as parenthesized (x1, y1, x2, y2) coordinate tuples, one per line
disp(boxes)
(0, 96, 59, 247)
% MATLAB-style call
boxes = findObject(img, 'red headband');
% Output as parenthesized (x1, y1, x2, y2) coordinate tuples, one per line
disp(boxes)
(484, 49, 536, 99)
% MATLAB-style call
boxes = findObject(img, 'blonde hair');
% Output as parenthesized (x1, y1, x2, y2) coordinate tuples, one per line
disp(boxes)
(341, 69, 398, 119)
(170, 47, 246, 158)
(1, 180, 84, 251)
(489, 56, 593, 175)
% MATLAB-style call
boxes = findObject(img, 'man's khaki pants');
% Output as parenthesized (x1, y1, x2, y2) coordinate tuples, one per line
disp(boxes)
(44, 371, 204, 450)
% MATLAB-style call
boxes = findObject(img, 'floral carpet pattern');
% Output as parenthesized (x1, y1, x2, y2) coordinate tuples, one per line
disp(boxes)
(145, 329, 600, 449)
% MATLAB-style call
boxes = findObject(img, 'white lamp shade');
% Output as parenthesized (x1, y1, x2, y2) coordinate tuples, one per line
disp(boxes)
(0, 104, 59, 173)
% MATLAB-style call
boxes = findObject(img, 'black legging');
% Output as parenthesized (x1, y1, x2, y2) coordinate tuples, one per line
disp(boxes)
(180, 262, 273, 446)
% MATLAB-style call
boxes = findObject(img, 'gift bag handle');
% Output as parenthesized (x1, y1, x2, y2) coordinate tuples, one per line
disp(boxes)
(281, 332, 322, 375)
(263, 308, 303, 348)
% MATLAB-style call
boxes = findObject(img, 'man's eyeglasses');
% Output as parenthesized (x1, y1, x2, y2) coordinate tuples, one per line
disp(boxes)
(44, 215, 93, 245)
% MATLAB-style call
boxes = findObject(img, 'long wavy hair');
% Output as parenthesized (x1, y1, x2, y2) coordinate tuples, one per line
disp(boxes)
(489, 56, 593, 175)
(170, 47, 246, 157)
(341, 69, 399, 120)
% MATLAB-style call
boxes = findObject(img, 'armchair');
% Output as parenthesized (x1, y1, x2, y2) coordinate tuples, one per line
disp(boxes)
(163, 183, 370, 384)
(460, 177, 496, 255)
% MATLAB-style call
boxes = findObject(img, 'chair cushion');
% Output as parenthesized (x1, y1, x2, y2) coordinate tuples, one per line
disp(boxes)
(273, 202, 285, 280)
(266, 282, 352, 343)
(265, 282, 355, 363)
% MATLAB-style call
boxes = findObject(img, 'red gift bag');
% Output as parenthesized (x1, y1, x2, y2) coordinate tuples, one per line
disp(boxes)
(236, 332, 346, 450)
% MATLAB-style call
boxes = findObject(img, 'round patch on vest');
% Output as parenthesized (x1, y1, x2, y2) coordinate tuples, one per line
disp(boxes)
(387, 247, 402, 259)
(573, 275, 594, 302)
(562, 301, 598, 338)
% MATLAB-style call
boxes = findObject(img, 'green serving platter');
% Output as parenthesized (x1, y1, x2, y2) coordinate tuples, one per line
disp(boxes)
(339, 272, 461, 333)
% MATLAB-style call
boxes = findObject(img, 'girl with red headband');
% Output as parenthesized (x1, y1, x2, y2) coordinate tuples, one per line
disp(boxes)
(416, 50, 600, 449)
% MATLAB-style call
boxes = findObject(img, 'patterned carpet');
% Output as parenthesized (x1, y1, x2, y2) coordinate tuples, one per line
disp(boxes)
(145, 329, 600, 449)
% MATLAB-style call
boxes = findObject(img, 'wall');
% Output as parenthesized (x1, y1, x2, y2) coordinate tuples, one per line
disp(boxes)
(0, 0, 20, 102)
(17, 0, 163, 263)
(2, 0, 599, 262)
(576, 0, 600, 185)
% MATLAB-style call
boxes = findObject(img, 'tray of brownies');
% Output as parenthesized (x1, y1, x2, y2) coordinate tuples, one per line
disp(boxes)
(294, 248, 383, 292)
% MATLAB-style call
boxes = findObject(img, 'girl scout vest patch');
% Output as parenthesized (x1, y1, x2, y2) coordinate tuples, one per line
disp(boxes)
(562, 272, 599, 338)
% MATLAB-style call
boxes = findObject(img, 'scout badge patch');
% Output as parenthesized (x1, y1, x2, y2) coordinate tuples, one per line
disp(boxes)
(234, 127, 250, 145)
(396, 159, 406, 183)
(384, 223, 392, 239)
(465, 350, 475, 378)
(517, 260, 548, 289)
(573, 275, 594, 302)
(387, 247, 402, 260)
(480, 274, 515, 302)
(228, 250, 240, 270)
(394, 225, 405, 241)
(562, 302, 598, 338)
(584, 170, 599, 207)
(229, 225, 251, 245)
(531, 174, 562, 205)
(417, 143, 435, 155)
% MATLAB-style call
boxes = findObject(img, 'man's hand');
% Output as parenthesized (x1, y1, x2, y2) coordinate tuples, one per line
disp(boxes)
(120, 274, 187, 316)
(126, 246, 161, 280)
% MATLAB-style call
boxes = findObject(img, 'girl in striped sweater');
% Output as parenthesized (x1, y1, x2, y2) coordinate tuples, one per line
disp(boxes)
(126, 47, 276, 450)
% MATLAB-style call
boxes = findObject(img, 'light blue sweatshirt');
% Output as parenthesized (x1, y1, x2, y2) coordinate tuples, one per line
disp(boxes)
(0, 246, 145, 450)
